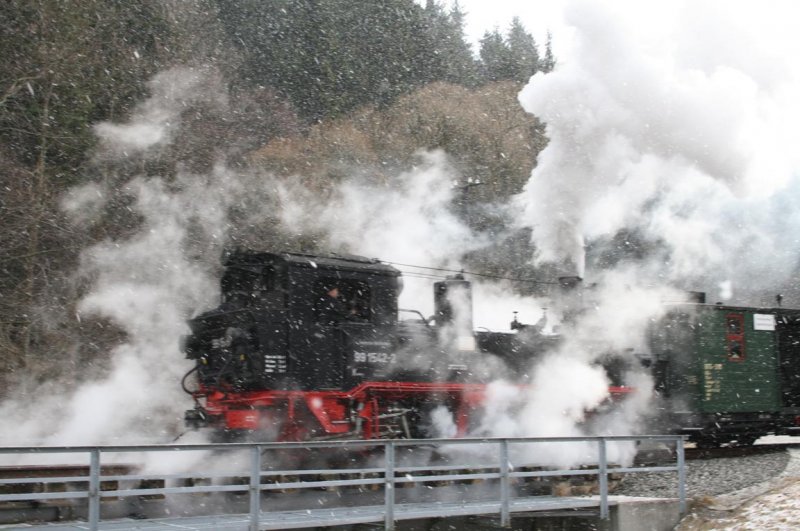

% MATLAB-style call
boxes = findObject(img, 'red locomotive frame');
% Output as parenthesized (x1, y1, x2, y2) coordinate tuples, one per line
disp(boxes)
(194, 382, 634, 441)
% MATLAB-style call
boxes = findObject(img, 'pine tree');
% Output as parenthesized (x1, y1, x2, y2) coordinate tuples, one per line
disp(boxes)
(426, 1, 478, 86)
(479, 29, 514, 82)
(541, 31, 556, 73)
(218, 0, 461, 120)
(506, 17, 539, 82)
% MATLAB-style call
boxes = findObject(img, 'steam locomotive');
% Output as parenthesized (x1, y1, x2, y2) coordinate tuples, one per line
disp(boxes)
(181, 249, 800, 446)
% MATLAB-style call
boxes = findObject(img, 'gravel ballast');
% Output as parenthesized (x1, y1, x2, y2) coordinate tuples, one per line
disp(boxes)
(614, 449, 791, 498)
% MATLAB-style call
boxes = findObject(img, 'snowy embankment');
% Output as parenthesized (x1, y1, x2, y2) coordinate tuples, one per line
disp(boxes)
(675, 443, 800, 530)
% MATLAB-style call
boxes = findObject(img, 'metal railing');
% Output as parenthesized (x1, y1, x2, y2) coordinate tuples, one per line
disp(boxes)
(0, 435, 686, 531)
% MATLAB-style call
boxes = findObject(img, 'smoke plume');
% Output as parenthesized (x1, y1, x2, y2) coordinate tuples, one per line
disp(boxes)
(516, 0, 800, 305)
(0, 67, 492, 449)
(466, 0, 800, 465)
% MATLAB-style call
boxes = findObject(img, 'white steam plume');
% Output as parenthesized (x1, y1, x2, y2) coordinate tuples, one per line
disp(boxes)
(516, 0, 800, 304)
(1, 171, 242, 447)
(475, 0, 800, 465)
(93, 68, 226, 155)
(0, 68, 251, 451)
(276, 150, 488, 317)
(0, 67, 500, 451)
(470, 270, 679, 467)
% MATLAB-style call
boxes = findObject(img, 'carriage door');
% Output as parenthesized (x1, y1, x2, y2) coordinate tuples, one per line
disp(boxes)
(777, 316, 800, 407)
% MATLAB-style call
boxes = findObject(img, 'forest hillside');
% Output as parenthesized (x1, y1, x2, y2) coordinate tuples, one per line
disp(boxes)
(0, 1, 554, 394)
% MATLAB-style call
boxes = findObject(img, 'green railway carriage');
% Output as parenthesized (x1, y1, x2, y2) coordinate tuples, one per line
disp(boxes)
(651, 304, 800, 446)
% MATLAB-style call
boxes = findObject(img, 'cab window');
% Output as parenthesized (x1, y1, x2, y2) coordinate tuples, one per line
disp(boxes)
(314, 279, 371, 323)
(221, 266, 277, 306)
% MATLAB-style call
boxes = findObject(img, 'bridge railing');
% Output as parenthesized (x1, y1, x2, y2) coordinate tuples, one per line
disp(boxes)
(0, 435, 686, 531)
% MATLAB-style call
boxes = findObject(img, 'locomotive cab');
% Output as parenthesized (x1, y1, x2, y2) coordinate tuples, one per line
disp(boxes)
(183, 250, 402, 394)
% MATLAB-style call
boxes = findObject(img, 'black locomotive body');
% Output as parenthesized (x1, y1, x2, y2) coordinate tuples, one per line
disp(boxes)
(184, 251, 399, 391)
(182, 250, 555, 440)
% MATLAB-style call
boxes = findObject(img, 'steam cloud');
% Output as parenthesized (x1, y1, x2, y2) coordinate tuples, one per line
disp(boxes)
(276, 149, 488, 317)
(0, 68, 240, 453)
(516, 0, 800, 305)
(477, 0, 800, 464)
(0, 67, 494, 451)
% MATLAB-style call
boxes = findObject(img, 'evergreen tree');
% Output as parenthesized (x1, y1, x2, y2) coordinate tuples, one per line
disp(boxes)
(479, 18, 544, 84)
(506, 17, 539, 82)
(541, 31, 556, 73)
(423, 1, 478, 86)
(479, 29, 514, 82)
(0, 0, 170, 172)
(0, 0, 174, 380)
(217, 0, 461, 120)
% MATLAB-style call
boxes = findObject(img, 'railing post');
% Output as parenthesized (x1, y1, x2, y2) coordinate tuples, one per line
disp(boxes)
(499, 439, 510, 527)
(88, 448, 101, 531)
(250, 445, 262, 531)
(598, 438, 609, 520)
(385, 441, 395, 531)
(676, 436, 687, 514)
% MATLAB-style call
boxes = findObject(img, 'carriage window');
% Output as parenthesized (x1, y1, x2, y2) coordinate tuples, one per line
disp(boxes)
(315, 279, 371, 323)
(726, 313, 745, 361)
(726, 315, 742, 334)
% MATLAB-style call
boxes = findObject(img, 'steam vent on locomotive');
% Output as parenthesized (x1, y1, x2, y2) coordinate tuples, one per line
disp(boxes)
(182, 249, 800, 447)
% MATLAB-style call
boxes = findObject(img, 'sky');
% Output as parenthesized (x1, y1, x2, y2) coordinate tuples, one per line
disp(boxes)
(433, 0, 567, 54)
(436, 0, 800, 71)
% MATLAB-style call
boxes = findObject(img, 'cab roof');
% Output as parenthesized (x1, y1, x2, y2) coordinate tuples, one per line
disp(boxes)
(223, 249, 401, 276)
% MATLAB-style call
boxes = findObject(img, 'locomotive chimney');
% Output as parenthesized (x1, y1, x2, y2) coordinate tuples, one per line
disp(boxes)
(556, 275, 583, 323)
(687, 291, 706, 304)
(558, 276, 583, 290)
(434, 274, 475, 351)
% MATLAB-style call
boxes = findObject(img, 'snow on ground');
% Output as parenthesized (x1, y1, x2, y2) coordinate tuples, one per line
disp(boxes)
(676, 448, 800, 530)
(755, 435, 799, 446)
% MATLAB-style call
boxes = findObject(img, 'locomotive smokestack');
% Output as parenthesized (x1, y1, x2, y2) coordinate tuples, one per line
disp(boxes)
(556, 275, 584, 323)
(558, 276, 583, 290)
(687, 291, 706, 304)
(434, 274, 475, 351)
(434, 274, 473, 326)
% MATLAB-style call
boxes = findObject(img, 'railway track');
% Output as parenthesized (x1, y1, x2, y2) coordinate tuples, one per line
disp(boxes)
(684, 441, 800, 460)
